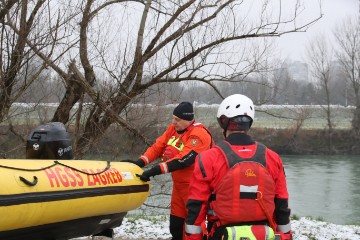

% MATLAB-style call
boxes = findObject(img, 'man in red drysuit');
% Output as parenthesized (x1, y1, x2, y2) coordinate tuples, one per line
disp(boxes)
(129, 102, 213, 240)
(184, 94, 292, 240)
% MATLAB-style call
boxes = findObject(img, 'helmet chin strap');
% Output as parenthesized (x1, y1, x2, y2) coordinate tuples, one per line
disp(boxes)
(222, 121, 229, 138)
(222, 129, 226, 138)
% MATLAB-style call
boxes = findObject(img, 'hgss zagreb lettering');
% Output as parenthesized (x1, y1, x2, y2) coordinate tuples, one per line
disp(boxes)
(44, 167, 122, 187)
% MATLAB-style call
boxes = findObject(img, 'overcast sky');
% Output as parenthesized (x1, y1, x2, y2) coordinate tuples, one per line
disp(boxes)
(276, 0, 359, 61)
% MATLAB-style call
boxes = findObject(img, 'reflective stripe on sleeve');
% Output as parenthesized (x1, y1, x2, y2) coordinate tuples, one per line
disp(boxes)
(160, 162, 169, 173)
(229, 226, 236, 240)
(140, 155, 150, 164)
(277, 222, 291, 233)
(185, 224, 203, 234)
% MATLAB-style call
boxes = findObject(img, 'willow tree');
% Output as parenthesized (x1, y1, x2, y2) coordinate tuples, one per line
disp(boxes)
(3, 0, 322, 157)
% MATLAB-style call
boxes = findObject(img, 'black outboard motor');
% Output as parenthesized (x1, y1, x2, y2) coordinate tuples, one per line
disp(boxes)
(26, 122, 73, 159)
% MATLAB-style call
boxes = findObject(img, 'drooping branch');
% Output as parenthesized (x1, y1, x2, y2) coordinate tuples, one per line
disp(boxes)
(68, 61, 152, 152)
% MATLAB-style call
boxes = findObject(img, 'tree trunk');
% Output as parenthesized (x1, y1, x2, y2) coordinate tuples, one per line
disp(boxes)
(352, 106, 360, 136)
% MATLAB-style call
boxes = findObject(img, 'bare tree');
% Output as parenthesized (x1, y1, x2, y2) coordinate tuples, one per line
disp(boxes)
(306, 34, 335, 153)
(3, 0, 322, 158)
(333, 17, 360, 135)
(0, 0, 45, 121)
(0, 0, 80, 121)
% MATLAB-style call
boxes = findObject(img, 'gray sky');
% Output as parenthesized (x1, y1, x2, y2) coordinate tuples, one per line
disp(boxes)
(277, 0, 359, 61)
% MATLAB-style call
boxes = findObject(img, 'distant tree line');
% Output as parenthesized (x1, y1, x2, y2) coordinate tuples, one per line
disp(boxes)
(17, 58, 354, 107)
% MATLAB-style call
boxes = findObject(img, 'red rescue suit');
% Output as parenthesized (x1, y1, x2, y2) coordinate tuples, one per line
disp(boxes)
(185, 133, 291, 240)
(139, 121, 212, 220)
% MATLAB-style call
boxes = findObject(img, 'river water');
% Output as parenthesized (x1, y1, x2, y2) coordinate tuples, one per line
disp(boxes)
(139, 155, 360, 226)
(283, 155, 360, 225)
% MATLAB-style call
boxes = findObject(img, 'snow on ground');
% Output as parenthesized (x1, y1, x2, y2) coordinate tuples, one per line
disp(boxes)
(114, 215, 171, 239)
(291, 217, 360, 240)
(110, 215, 360, 240)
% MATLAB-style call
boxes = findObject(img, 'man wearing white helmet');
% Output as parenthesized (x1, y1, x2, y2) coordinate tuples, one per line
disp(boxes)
(184, 94, 292, 240)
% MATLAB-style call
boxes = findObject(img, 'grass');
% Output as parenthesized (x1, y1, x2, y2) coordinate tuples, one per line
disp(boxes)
(195, 104, 354, 130)
(4, 103, 355, 130)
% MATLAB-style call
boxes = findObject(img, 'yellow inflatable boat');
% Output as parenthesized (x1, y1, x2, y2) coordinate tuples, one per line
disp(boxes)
(0, 159, 149, 240)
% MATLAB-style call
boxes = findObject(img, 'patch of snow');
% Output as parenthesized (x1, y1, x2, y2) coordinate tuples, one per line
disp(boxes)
(292, 217, 360, 240)
(114, 215, 172, 239)
(81, 215, 360, 240)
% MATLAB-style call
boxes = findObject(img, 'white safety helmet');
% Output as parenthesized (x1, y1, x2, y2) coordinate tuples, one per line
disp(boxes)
(217, 94, 255, 131)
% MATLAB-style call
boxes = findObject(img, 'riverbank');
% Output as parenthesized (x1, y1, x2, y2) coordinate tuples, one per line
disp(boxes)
(72, 215, 360, 240)
(1, 103, 360, 158)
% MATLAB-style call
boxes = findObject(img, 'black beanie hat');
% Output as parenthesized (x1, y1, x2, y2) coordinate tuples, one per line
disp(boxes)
(173, 102, 194, 121)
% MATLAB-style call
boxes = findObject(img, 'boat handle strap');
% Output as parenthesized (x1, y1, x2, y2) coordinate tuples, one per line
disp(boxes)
(19, 176, 38, 186)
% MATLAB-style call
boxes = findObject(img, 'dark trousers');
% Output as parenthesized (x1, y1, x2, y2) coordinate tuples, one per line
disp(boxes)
(170, 214, 185, 240)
